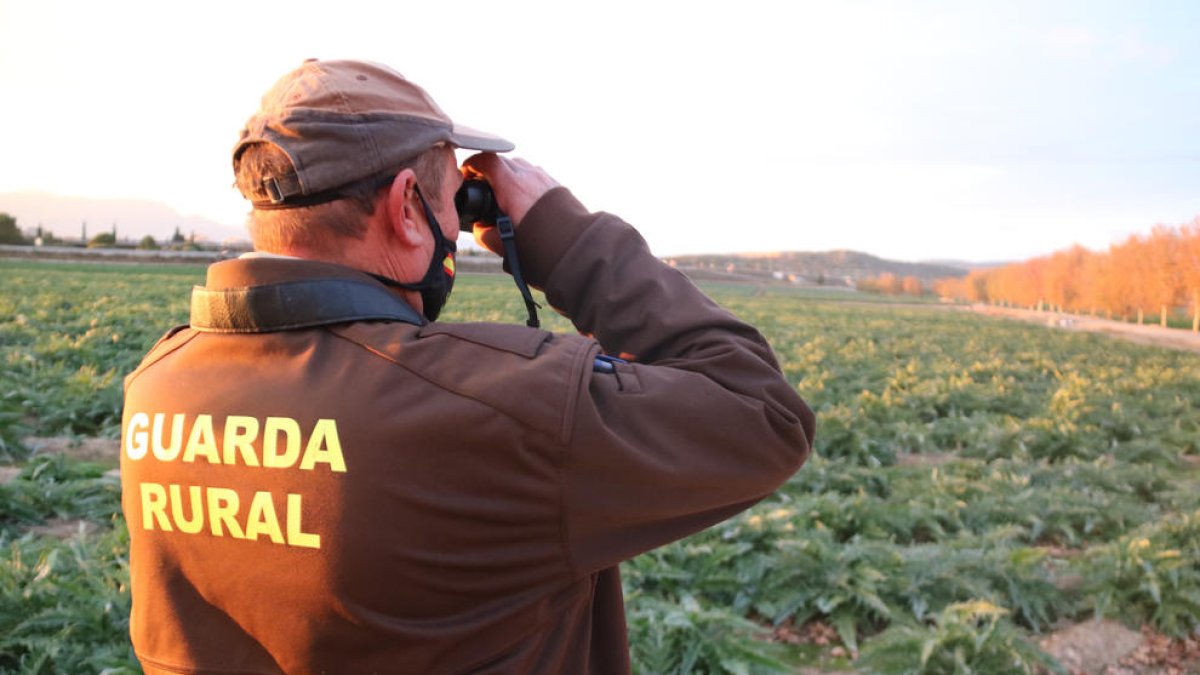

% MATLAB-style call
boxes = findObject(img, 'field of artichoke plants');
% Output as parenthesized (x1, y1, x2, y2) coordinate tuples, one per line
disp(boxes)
(1, 259, 1199, 674)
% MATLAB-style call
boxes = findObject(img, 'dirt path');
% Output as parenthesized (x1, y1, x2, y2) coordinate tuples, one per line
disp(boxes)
(965, 304, 1200, 354)
(21, 436, 120, 462)
(828, 299, 1200, 355)
(1, 437, 120, 485)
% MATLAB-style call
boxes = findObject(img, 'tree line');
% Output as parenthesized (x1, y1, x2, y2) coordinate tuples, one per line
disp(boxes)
(932, 219, 1200, 331)
(856, 273, 927, 297)
(0, 212, 196, 250)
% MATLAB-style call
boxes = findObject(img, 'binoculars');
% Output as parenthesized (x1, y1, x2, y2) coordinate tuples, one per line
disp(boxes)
(454, 179, 503, 231)
(451, 178, 540, 328)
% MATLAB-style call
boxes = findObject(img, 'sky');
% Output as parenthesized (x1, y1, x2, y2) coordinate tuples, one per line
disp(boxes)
(1, 0, 1197, 263)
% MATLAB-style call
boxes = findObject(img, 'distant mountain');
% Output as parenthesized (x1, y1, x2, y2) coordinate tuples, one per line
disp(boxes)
(920, 258, 1009, 271)
(0, 191, 248, 244)
(666, 250, 974, 286)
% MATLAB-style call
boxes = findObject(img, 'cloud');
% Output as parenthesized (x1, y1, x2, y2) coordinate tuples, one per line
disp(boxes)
(1042, 25, 1175, 67)
(1116, 35, 1175, 67)
(1043, 26, 1100, 57)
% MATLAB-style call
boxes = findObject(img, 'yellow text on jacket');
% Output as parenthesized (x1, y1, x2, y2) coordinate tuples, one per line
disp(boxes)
(124, 412, 346, 472)
(139, 482, 321, 549)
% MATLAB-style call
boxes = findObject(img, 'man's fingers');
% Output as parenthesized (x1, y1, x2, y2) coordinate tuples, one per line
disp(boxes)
(460, 153, 560, 225)
(462, 152, 502, 176)
(473, 224, 502, 255)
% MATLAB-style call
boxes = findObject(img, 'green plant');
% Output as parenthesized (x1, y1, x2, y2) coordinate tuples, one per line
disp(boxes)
(893, 544, 1072, 633)
(626, 592, 797, 674)
(858, 601, 1065, 674)
(3, 265, 1200, 670)
(0, 520, 136, 673)
(0, 454, 122, 538)
(751, 534, 899, 652)
(1083, 510, 1200, 637)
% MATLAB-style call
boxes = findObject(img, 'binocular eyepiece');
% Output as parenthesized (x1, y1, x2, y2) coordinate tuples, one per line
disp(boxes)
(454, 179, 503, 232)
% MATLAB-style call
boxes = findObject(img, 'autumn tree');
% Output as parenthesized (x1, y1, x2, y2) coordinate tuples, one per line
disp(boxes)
(1101, 232, 1138, 321)
(859, 273, 908, 296)
(1043, 246, 1087, 312)
(932, 277, 960, 300)
(1078, 251, 1119, 318)
(929, 218, 1197, 327)
(962, 270, 990, 303)
(1182, 219, 1200, 332)
(1143, 225, 1183, 327)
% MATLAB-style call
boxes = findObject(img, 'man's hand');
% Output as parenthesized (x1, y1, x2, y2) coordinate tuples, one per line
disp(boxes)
(462, 153, 560, 256)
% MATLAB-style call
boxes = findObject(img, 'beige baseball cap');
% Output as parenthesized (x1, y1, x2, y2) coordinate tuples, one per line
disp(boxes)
(234, 59, 514, 208)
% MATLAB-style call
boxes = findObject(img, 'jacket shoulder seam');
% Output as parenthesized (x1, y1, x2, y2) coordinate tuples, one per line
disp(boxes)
(124, 329, 200, 389)
(417, 321, 551, 358)
(557, 338, 600, 579)
(326, 326, 563, 438)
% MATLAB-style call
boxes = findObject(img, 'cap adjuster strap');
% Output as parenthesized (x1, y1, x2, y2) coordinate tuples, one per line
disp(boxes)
(250, 171, 398, 211)
(263, 176, 286, 205)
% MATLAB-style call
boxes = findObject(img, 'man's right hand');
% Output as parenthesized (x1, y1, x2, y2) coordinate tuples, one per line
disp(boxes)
(461, 153, 560, 257)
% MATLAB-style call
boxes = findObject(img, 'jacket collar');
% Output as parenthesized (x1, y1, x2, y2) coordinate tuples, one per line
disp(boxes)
(191, 258, 424, 333)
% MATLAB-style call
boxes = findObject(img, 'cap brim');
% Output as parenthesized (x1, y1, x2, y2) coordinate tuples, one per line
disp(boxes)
(449, 123, 515, 153)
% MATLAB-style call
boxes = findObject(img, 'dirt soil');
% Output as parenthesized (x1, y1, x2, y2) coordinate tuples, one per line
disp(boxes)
(1041, 620, 1145, 674)
(1041, 622, 1200, 675)
(965, 304, 1200, 355)
(0, 466, 20, 485)
(28, 518, 101, 539)
(21, 436, 120, 462)
(895, 451, 958, 467)
(1, 437, 121, 485)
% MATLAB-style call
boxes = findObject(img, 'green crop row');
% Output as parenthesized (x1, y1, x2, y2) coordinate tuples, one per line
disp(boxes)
(2, 261, 1199, 673)
(0, 457, 136, 673)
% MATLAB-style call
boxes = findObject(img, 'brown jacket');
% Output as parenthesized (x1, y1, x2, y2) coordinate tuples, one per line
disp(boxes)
(120, 188, 814, 674)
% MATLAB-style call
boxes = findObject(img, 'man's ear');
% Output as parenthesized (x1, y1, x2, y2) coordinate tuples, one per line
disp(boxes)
(384, 168, 425, 247)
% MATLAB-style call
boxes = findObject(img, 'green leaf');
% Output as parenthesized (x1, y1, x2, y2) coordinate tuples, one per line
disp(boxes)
(832, 610, 859, 653)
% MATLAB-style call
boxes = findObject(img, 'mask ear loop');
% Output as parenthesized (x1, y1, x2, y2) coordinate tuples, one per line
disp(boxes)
(385, 184, 453, 291)
(366, 184, 458, 322)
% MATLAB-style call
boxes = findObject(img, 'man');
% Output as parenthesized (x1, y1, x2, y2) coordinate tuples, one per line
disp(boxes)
(121, 59, 814, 674)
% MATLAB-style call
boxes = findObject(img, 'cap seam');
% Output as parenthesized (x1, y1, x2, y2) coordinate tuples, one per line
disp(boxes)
(304, 66, 348, 195)
(325, 74, 384, 177)
(358, 114, 384, 178)
(278, 109, 453, 128)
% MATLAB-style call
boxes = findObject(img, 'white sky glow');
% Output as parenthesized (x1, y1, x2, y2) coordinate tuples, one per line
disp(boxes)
(1, 0, 1197, 262)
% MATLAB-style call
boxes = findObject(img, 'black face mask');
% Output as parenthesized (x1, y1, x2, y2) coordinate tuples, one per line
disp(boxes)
(370, 185, 456, 322)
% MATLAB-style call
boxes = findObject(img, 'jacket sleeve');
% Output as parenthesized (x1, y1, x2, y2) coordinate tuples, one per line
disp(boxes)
(515, 188, 816, 577)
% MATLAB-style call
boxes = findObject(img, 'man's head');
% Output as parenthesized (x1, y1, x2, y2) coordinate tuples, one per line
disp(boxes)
(232, 59, 514, 256)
